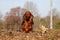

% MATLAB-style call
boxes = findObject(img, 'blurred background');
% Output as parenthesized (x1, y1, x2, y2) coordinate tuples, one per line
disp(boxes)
(0, 0, 60, 31)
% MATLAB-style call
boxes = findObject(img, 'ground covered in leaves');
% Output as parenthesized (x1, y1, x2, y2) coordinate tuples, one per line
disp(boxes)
(0, 29, 60, 40)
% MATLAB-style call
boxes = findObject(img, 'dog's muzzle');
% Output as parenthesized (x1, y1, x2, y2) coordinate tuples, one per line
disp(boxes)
(26, 16, 30, 21)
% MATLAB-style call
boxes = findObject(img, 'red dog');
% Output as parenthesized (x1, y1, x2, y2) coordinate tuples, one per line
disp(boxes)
(21, 11, 34, 33)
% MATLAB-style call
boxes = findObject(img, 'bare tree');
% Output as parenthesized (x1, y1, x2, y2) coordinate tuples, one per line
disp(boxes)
(4, 7, 21, 31)
(48, 8, 60, 18)
(4, 15, 21, 31)
(24, 1, 39, 17)
(0, 11, 3, 30)
(0, 11, 2, 20)
(45, 8, 60, 28)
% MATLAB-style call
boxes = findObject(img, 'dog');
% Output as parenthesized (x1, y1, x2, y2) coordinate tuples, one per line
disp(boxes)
(40, 25, 48, 35)
(21, 11, 34, 33)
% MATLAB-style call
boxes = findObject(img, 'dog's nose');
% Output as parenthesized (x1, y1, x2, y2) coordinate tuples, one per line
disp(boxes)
(26, 16, 30, 21)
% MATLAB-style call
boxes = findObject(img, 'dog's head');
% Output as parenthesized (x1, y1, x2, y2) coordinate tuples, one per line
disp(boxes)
(23, 11, 33, 21)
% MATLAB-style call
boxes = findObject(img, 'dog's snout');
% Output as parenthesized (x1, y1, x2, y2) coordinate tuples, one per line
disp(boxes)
(26, 16, 30, 21)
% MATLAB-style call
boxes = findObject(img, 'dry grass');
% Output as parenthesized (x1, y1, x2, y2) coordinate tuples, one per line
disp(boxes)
(0, 31, 51, 40)
(0, 29, 60, 40)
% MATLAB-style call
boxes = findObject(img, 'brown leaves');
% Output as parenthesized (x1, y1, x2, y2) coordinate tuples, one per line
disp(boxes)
(4, 15, 21, 31)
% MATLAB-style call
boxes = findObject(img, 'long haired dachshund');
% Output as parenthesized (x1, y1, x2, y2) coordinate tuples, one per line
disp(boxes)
(21, 11, 34, 33)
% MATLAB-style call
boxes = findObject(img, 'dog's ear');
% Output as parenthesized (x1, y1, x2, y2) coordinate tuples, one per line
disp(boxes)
(21, 21, 24, 25)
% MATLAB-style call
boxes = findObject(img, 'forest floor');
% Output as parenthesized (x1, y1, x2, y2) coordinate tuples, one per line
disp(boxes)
(0, 29, 60, 40)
